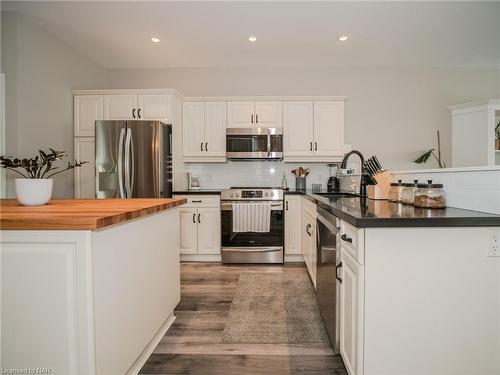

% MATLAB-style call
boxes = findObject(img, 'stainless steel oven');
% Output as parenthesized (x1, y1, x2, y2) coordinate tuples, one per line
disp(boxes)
(221, 187, 284, 263)
(226, 127, 283, 160)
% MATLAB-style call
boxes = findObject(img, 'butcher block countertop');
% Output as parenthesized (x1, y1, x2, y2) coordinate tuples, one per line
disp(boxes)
(0, 198, 186, 230)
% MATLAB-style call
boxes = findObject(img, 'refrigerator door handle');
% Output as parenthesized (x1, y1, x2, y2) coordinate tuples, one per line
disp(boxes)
(124, 128, 132, 197)
(129, 129, 135, 197)
(117, 127, 126, 198)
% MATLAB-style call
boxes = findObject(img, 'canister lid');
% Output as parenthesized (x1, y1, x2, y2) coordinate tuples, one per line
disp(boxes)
(416, 180, 443, 188)
(390, 179, 404, 186)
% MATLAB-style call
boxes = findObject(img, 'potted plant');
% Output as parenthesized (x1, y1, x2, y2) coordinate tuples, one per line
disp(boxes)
(0, 149, 87, 206)
(414, 130, 447, 169)
(496, 121, 500, 150)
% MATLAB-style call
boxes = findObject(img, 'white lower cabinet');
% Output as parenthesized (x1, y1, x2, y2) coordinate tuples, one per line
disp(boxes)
(339, 249, 364, 375)
(175, 195, 221, 256)
(284, 195, 302, 256)
(74, 137, 95, 198)
(301, 203, 317, 289)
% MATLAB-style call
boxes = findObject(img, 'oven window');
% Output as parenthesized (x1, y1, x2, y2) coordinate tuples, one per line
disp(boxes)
(221, 209, 284, 247)
(226, 135, 268, 153)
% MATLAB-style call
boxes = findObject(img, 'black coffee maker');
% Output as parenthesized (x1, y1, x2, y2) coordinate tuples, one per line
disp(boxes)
(327, 163, 340, 192)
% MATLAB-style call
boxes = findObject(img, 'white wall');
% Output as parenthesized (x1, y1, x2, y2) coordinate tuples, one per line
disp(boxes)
(1, 11, 108, 198)
(107, 66, 500, 172)
(394, 167, 500, 214)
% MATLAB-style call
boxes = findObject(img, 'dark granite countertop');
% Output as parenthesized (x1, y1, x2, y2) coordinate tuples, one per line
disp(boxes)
(173, 190, 222, 195)
(285, 190, 500, 228)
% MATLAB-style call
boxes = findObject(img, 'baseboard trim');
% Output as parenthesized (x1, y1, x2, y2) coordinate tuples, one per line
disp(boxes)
(126, 312, 176, 375)
(285, 254, 304, 263)
(181, 254, 222, 262)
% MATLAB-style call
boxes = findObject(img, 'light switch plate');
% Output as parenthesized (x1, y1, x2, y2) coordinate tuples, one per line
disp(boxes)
(488, 230, 500, 257)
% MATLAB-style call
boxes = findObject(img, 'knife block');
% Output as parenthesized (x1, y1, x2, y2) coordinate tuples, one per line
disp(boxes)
(368, 171, 393, 200)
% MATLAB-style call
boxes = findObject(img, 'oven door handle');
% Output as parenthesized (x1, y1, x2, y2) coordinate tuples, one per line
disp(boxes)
(221, 202, 283, 211)
(222, 247, 282, 253)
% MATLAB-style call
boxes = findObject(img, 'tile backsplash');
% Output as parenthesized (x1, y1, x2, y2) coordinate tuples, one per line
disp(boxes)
(182, 162, 332, 190)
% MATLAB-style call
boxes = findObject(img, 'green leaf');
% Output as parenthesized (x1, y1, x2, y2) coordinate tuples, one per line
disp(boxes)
(414, 149, 435, 164)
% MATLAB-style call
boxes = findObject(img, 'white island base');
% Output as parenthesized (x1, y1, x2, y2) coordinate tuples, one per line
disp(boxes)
(1, 208, 180, 375)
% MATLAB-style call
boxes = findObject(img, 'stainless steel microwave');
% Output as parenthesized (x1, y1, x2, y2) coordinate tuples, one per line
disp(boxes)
(226, 127, 283, 160)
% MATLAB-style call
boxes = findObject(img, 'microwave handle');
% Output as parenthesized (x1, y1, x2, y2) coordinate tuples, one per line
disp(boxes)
(267, 134, 271, 157)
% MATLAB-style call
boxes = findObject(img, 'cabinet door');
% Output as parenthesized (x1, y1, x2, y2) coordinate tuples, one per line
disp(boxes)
(74, 138, 95, 198)
(137, 94, 172, 121)
(204, 102, 227, 157)
(283, 101, 314, 157)
(313, 101, 344, 157)
(182, 102, 205, 157)
(197, 207, 221, 255)
(103, 95, 137, 120)
(340, 250, 365, 375)
(227, 101, 254, 128)
(74, 95, 103, 137)
(254, 101, 282, 128)
(179, 208, 198, 254)
(302, 211, 316, 286)
(285, 196, 302, 255)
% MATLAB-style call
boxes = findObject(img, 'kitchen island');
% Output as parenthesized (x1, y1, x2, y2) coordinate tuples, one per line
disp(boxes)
(0, 198, 186, 375)
(287, 190, 500, 375)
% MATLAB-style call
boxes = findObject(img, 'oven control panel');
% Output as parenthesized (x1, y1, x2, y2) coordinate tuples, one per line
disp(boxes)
(221, 188, 283, 201)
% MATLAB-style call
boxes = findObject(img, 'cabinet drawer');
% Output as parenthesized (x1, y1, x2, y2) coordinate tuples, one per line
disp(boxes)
(340, 220, 365, 265)
(302, 197, 317, 218)
(174, 195, 220, 208)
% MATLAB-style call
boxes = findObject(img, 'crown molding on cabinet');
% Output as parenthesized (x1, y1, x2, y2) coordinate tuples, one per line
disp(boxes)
(183, 96, 348, 102)
(72, 88, 183, 99)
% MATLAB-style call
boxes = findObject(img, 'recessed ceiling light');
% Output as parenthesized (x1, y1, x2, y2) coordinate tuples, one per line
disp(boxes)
(248, 35, 257, 42)
(151, 37, 161, 43)
(338, 34, 349, 42)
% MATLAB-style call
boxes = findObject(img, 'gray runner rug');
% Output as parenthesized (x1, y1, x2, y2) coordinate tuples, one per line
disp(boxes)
(221, 272, 329, 344)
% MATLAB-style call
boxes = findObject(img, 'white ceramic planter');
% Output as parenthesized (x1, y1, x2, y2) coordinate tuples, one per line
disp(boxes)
(15, 178, 53, 206)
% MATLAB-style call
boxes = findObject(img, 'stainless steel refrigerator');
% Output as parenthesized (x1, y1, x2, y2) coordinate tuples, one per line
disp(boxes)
(95, 120, 172, 198)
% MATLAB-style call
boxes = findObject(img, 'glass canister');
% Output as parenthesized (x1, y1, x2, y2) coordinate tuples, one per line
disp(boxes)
(414, 180, 447, 208)
(388, 180, 404, 202)
(401, 180, 419, 205)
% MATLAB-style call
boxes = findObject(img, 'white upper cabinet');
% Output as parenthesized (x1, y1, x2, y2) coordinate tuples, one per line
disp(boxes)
(283, 101, 314, 157)
(227, 101, 282, 128)
(74, 137, 95, 199)
(104, 95, 137, 120)
(137, 94, 172, 121)
(314, 101, 344, 157)
(74, 95, 103, 137)
(183, 101, 226, 160)
(283, 100, 345, 160)
(227, 101, 254, 128)
(204, 102, 227, 157)
(254, 101, 282, 127)
(183, 102, 205, 157)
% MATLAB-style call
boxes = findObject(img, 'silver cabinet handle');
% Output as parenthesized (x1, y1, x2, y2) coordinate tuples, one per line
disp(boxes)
(117, 128, 126, 198)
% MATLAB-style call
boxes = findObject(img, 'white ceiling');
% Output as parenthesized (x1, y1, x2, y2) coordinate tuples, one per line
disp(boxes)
(3, 1, 500, 69)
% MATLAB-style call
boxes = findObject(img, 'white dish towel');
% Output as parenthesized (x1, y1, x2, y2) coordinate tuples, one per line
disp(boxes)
(232, 202, 272, 233)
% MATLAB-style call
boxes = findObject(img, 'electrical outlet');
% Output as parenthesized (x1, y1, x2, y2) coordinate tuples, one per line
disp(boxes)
(488, 230, 500, 257)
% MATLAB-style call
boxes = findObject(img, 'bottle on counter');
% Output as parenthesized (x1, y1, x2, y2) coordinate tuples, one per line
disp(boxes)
(401, 180, 419, 205)
(388, 180, 405, 202)
(414, 180, 447, 209)
(281, 172, 288, 190)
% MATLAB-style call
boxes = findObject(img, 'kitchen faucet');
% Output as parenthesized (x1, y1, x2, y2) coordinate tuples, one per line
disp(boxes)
(340, 150, 369, 197)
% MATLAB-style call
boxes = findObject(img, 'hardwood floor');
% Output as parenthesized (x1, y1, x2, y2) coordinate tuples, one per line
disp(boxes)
(140, 263, 347, 374)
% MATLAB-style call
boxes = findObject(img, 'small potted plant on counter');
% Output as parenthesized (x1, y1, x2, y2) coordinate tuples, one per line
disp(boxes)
(0, 149, 87, 206)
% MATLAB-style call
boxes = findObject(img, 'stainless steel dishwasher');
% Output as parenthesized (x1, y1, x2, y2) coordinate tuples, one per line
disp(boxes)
(316, 206, 341, 352)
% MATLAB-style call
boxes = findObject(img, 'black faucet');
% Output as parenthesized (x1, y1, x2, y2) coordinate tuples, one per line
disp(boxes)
(340, 150, 369, 197)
